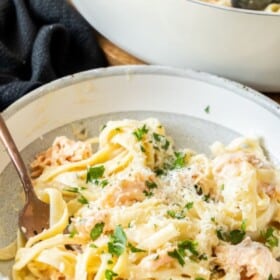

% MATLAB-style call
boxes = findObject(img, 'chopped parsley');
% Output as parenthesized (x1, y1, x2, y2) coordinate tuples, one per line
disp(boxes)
(69, 229, 78, 238)
(128, 243, 146, 253)
(108, 225, 127, 256)
(172, 152, 185, 169)
(143, 180, 158, 197)
(168, 249, 185, 266)
(221, 184, 225, 191)
(185, 202, 194, 210)
(166, 210, 185, 219)
(204, 105, 210, 114)
(216, 220, 246, 245)
(268, 274, 274, 280)
(86, 165, 105, 183)
(143, 190, 153, 197)
(90, 243, 98, 248)
(202, 194, 211, 202)
(228, 229, 246, 245)
(153, 133, 170, 151)
(64, 187, 79, 193)
(154, 168, 165, 176)
(140, 145, 146, 152)
(100, 179, 109, 188)
(133, 125, 148, 141)
(145, 180, 158, 189)
(168, 240, 201, 266)
(105, 269, 118, 280)
(153, 133, 161, 142)
(211, 217, 217, 224)
(77, 195, 89, 205)
(162, 139, 170, 150)
(64, 186, 87, 193)
(262, 227, 279, 249)
(179, 240, 199, 256)
(195, 278, 206, 280)
(90, 222, 104, 241)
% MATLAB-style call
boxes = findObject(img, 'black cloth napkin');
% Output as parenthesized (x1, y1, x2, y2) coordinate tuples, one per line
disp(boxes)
(0, 0, 108, 111)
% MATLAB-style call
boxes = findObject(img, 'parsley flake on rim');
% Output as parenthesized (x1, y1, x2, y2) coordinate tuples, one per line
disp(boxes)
(108, 225, 127, 256)
(133, 125, 148, 141)
(204, 105, 210, 114)
(86, 165, 105, 183)
(90, 222, 105, 241)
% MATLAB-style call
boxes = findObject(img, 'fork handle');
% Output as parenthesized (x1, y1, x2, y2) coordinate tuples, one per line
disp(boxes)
(0, 114, 35, 197)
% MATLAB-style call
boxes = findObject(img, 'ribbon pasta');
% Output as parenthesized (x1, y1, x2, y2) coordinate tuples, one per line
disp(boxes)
(6, 118, 280, 279)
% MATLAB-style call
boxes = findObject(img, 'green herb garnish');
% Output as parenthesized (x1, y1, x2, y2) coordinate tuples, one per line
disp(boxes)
(86, 165, 105, 183)
(128, 243, 146, 253)
(203, 194, 210, 202)
(204, 105, 210, 114)
(172, 152, 185, 169)
(145, 180, 157, 189)
(168, 248, 185, 266)
(153, 133, 161, 142)
(78, 195, 89, 205)
(179, 240, 199, 256)
(100, 179, 109, 188)
(69, 229, 78, 238)
(105, 269, 118, 280)
(64, 187, 79, 193)
(228, 229, 246, 245)
(108, 225, 127, 256)
(90, 222, 104, 241)
(133, 125, 148, 141)
(262, 227, 279, 249)
(167, 210, 185, 219)
(143, 180, 157, 197)
(162, 139, 170, 150)
(216, 220, 246, 245)
(168, 240, 201, 266)
(143, 190, 153, 197)
(185, 202, 194, 210)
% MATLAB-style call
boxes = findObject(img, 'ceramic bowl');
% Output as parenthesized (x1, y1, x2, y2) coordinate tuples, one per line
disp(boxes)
(0, 66, 280, 277)
(72, 0, 280, 92)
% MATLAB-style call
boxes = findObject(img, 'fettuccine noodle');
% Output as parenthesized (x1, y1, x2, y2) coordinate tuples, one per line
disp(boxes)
(2, 118, 280, 279)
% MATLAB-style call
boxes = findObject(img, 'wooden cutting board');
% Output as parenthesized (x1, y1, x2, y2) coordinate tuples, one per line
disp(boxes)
(98, 35, 280, 105)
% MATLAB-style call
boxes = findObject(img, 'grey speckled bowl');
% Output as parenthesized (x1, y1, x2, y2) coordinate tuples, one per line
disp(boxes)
(1, 65, 280, 277)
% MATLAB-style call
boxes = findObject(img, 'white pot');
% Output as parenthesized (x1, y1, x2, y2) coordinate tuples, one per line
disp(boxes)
(73, 0, 280, 92)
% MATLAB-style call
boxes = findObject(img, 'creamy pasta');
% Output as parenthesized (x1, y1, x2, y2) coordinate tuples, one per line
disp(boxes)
(4, 118, 280, 279)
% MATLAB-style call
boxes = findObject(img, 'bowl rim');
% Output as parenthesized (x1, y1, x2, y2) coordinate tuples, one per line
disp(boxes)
(3, 65, 280, 120)
(187, 0, 280, 16)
